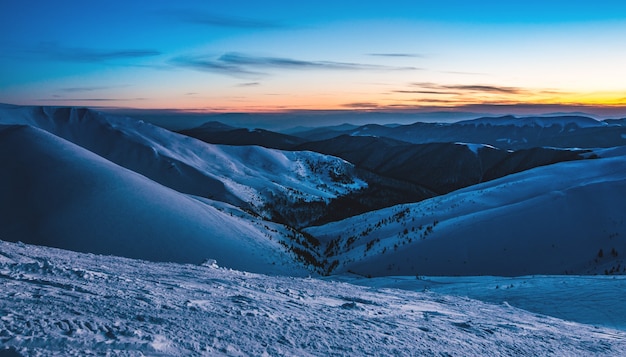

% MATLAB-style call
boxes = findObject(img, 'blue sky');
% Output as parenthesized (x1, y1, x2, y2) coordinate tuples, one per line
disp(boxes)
(1, 1, 626, 116)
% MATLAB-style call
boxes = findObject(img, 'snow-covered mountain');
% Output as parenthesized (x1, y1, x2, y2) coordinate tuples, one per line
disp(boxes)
(456, 115, 605, 128)
(178, 125, 307, 150)
(293, 134, 588, 195)
(292, 115, 626, 149)
(3, 103, 626, 354)
(306, 148, 626, 276)
(2, 240, 625, 356)
(0, 123, 316, 275)
(0, 105, 367, 228)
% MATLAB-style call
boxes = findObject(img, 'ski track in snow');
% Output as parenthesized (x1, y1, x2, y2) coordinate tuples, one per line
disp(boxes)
(1, 241, 626, 356)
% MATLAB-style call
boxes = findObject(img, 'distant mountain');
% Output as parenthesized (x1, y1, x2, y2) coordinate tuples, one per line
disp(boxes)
(455, 115, 604, 128)
(295, 135, 589, 195)
(186, 120, 238, 132)
(178, 125, 307, 150)
(604, 118, 626, 126)
(280, 123, 359, 135)
(0, 124, 313, 275)
(293, 115, 626, 149)
(306, 149, 626, 276)
(3, 104, 626, 278)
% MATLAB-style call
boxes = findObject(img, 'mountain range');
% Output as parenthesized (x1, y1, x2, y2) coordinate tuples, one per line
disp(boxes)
(3, 104, 626, 354)
(2, 104, 625, 277)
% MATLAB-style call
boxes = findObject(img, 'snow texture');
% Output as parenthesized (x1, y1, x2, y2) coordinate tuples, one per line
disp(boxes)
(307, 150, 626, 276)
(0, 124, 310, 275)
(1, 240, 625, 356)
(331, 274, 626, 331)
(0, 105, 366, 221)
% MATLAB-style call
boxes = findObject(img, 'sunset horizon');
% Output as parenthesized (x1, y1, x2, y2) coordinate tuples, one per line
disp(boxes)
(2, 1, 626, 118)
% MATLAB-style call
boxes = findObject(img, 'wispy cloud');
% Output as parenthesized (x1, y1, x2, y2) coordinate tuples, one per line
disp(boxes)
(444, 85, 523, 94)
(368, 53, 424, 58)
(342, 102, 382, 109)
(171, 52, 420, 78)
(38, 98, 146, 102)
(31, 43, 161, 63)
(60, 85, 129, 93)
(237, 82, 260, 87)
(409, 82, 525, 94)
(170, 55, 264, 78)
(170, 10, 286, 29)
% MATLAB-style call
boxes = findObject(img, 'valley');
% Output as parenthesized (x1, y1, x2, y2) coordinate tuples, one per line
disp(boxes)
(1, 104, 626, 355)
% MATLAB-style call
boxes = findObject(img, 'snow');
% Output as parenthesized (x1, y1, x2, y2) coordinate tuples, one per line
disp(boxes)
(2, 240, 625, 356)
(331, 274, 626, 331)
(0, 124, 310, 275)
(457, 115, 604, 128)
(2, 103, 626, 354)
(0, 106, 366, 221)
(454, 142, 498, 154)
(306, 151, 626, 277)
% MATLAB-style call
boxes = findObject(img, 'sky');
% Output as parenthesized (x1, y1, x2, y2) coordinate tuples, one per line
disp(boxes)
(1, 0, 626, 117)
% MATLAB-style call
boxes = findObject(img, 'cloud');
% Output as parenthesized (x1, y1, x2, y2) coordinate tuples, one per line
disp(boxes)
(218, 53, 403, 70)
(237, 82, 260, 87)
(32, 43, 161, 63)
(410, 82, 525, 94)
(342, 102, 382, 109)
(444, 85, 524, 94)
(60, 85, 129, 93)
(171, 52, 420, 78)
(368, 53, 424, 58)
(38, 98, 146, 102)
(170, 56, 265, 77)
(171, 10, 286, 29)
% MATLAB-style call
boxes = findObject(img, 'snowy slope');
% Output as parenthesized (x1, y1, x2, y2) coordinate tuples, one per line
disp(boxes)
(2, 240, 625, 356)
(0, 124, 312, 275)
(0, 105, 366, 226)
(306, 151, 626, 276)
(332, 274, 626, 331)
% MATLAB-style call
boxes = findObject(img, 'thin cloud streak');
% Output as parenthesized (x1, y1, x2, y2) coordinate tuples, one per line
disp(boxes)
(31, 43, 161, 63)
(37, 98, 147, 102)
(171, 52, 421, 78)
(342, 102, 383, 109)
(445, 85, 523, 94)
(170, 56, 265, 78)
(218, 53, 419, 71)
(410, 82, 525, 94)
(60, 85, 129, 93)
